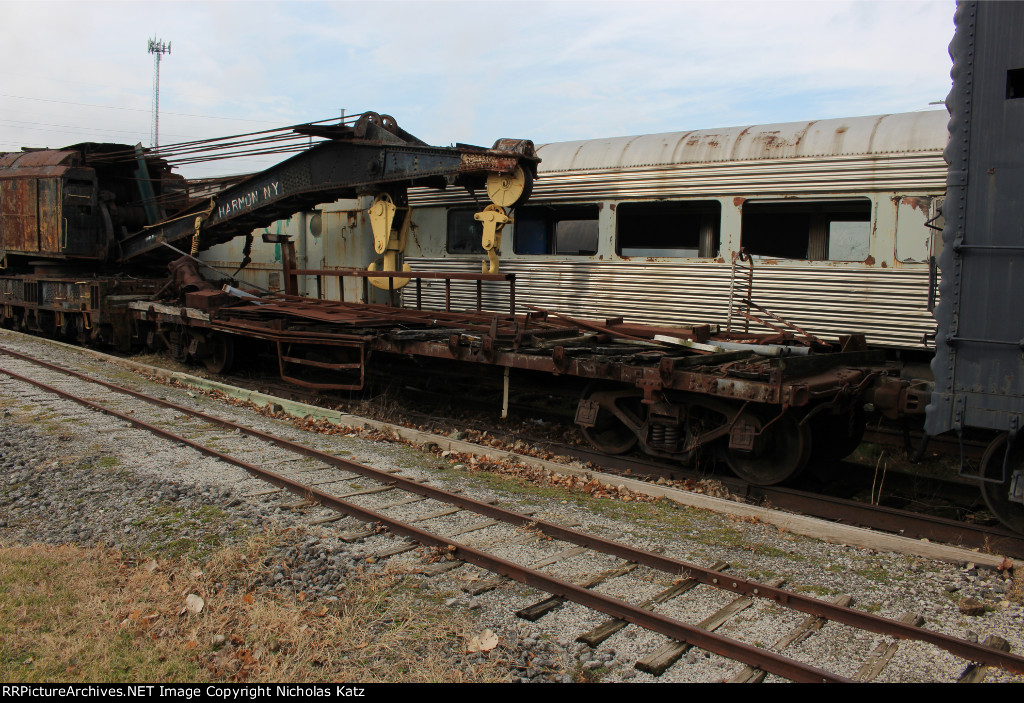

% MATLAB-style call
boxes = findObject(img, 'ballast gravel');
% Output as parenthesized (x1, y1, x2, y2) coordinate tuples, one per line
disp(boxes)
(1, 331, 1023, 683)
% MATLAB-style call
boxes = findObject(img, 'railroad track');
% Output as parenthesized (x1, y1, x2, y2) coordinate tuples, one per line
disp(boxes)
(6, 328, 1023, 555)
(221, 374, 1024, 557)
(202, 361, 1021, 549)
(1, 344, 1023, 682)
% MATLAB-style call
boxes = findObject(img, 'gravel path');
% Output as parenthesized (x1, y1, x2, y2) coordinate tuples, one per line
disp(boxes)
(1, 331, 1023, 683)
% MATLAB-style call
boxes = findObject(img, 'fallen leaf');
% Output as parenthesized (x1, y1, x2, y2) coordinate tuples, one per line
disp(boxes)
(466, 628, 499, 653)
(185, 594, 205, 614)
(242, 593, 255, 605)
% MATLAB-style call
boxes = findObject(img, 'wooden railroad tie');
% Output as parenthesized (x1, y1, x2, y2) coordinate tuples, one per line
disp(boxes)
(854, 611, 925, 682)
(516, 563, 639, 621)
(727, 593, 853, 683)
(957, 634, 1012, 684)
(635, 577, 786, 677)
(577, 561, 729, 648)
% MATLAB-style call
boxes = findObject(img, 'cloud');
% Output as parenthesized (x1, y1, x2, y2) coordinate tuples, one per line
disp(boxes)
(0, 0, 956, 176)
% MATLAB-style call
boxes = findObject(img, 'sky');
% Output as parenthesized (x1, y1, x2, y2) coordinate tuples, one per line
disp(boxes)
(0, 0, 957, 178)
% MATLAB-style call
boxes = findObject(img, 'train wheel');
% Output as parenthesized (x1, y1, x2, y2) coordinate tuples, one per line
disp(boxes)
(979, 433, 1024, 534)
(725, 410, 812, 485)
(202, 334, 235, 374)
(809, 405, 866, 462)
(578, 384, 642, 455)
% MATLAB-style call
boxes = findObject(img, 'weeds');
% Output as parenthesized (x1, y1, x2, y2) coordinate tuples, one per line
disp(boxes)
(0, 540, 510, 683)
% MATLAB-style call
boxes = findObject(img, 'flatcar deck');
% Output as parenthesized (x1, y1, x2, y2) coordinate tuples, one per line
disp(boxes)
(127, 288, 898, 487)
(130, 294, 883, 400)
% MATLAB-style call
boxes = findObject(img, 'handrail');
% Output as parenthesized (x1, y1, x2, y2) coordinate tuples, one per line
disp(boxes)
(284, 267, 517, 315)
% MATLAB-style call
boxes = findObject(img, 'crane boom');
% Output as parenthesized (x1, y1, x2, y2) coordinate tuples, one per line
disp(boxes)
(117, 112, 538, 263)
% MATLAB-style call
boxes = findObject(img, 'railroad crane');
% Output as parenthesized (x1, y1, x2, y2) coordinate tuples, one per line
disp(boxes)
(0, 112, 538, 348)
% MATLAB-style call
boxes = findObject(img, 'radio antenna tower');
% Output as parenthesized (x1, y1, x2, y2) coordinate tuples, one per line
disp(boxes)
(147, 37, 171, 148)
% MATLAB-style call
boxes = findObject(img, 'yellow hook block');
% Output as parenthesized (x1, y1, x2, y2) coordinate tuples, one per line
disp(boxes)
(367, 253, 412, 290)
(368, 193, 398, 256)
(367, 193, 411, 290)
(474, 204, 512, 274)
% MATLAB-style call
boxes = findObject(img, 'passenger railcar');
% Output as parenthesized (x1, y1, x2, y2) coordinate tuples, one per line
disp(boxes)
(399, 111, 949, 353)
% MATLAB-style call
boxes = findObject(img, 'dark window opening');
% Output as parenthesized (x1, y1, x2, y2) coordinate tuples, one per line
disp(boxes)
(513, 205, 599, 255)
(1008, 68, 1024, 99)
(446, 208, 485, 254)
(616, 200, 721, 258)
(741, 199, 872, 261)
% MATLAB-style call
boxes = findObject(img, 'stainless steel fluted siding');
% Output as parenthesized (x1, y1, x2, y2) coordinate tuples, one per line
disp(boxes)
(406, 258, 933, 349)
(410, 153, 946, 206)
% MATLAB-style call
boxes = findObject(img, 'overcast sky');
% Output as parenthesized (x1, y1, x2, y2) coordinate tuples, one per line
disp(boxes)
(1, 0, 956, 178)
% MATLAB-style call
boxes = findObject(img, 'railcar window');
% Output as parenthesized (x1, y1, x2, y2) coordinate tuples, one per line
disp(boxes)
(616, 201, 721, 258)
(1008, 68, 1024, 99)
(741, 200, 872, 262)
(827, 220, 871, 261)
(446, 208, 485, 254)
(513, 205, 599, 255)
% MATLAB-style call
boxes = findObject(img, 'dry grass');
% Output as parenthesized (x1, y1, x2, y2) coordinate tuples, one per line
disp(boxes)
(1012, 565, 1024, 604)
(0, 538, 511, 683)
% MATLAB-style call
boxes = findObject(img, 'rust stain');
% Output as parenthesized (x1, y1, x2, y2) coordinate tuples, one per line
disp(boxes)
(881, 261, 887, 268)
(901, 196, 929, 213)
(864, 255, 875, 266)
(733, 196, 746, 207)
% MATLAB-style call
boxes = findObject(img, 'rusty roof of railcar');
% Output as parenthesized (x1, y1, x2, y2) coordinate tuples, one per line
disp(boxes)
(536, 111, 949, 172)
(0, 148, 82, 172)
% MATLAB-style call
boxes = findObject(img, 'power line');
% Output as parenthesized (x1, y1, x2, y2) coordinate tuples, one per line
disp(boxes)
(85, 113, 363, 168)
(0, 93, 286, 124)
(0, 119, 192, 141)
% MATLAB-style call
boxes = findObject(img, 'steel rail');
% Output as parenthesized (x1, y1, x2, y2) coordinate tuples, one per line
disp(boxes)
(538, 441, 1024, 557)
(1, 346, 1023, 676)
(0, 355, 846, 683)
